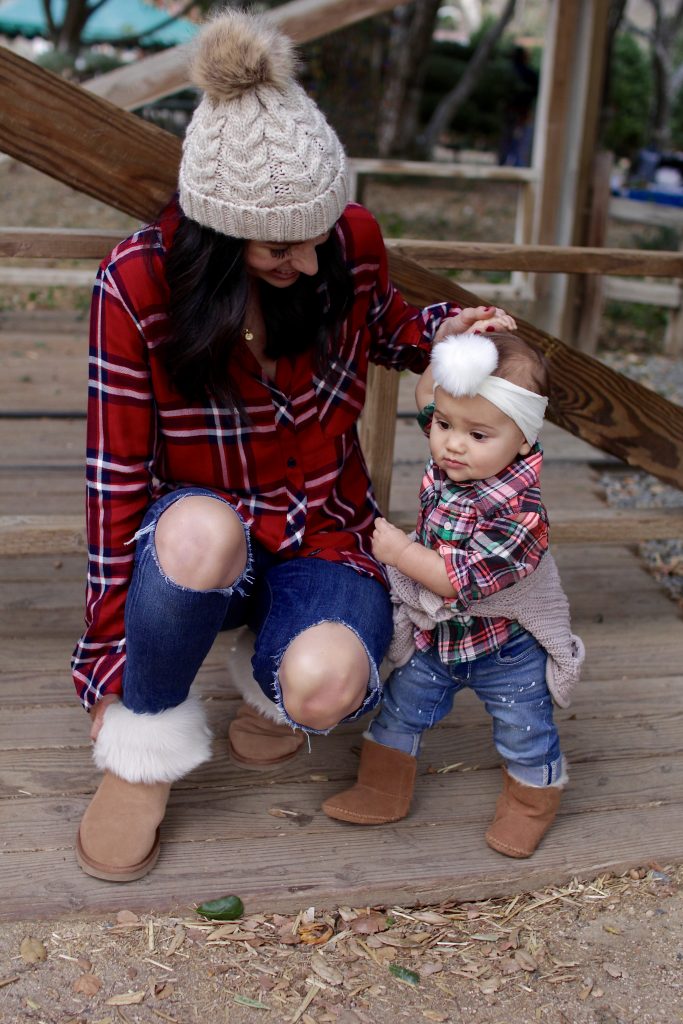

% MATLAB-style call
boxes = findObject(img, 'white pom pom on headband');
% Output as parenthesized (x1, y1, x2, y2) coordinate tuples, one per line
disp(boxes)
(431, 332, 548, 446)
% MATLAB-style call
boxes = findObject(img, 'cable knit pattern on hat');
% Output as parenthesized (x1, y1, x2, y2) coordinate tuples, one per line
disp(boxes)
(179, 9, 350, 240)
(386, 550, 585, 709)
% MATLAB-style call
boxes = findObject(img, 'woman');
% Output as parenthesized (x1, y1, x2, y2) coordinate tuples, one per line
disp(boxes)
(73, 9, 463, 881)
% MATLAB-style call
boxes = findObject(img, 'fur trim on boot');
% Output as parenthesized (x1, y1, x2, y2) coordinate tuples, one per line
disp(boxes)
(322, 739, 417, 824)
(228, 628, 286, 724)
(485, 766, 565, 858)
(93, 696, 212, 784)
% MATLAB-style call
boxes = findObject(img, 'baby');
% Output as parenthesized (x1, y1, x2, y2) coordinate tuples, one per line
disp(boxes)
(323, 311, 584, 858)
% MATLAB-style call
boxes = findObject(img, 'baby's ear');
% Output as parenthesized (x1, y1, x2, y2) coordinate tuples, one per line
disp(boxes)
(518, 440, 532, 457)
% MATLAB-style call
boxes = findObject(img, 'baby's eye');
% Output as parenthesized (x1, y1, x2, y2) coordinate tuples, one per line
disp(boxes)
(435, 419, 450, 431)
(470, 431, 487, 441)
(270, 247, 289, 259)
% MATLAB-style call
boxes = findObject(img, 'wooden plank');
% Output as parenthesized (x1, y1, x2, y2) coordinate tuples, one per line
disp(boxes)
(0, 801, 681, 920)
(10, 228, 683, 278)
(610, 196, 683, 229)
(4, 502, 683, 558)
(2, 701, 681, 797)
(3, 755, 681, 854)
(359, 364, 399, 514)
(0, 226, 122, 259)
(0, 46, 181, 220)
(0, 267, 94, 287)
(385, 239, 683, 277)
(603, 276, 681, 308)
(86, 0, 403, 110)
(349, 158, 537, 183)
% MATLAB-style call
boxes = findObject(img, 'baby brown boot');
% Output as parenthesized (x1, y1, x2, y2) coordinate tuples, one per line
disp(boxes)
(485, 767, 563, 858)
(228, 701, 305, 769)
(322, 738, 417, 824)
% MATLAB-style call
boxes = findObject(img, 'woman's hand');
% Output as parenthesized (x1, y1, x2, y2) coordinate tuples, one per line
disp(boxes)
(89, 693, 120, 741)
(435, 306, 517, 342)
(372, 517, 413, 567)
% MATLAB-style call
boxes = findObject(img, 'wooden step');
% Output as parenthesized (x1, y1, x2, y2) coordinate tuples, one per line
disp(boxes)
(2, 505, 683, 556)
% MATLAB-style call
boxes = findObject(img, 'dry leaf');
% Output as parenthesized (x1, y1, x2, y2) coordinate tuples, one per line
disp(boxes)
(375, 931, 431, 948)
(277, 922, 301, 945)
(579, 977, 594, 1001)
(299, 923, 334, 945)
(514, 949, 538, 972)
(420, 962, 444, 976)
(603, 963, 623, 978)
(350, 913, 387, 935)
(20, 937, 47, 964)
(479, 977, 501, 994)
(106, 991, 146, 1006)
(153, 982, 175, 999)
(310, 954, 344, 986)
(116, 910, 139, 924)
(413, 911, 450, 925)
(267, 805, 313, 826)
(72, 974, 102, 997)
(423, 1012, 450, 1022)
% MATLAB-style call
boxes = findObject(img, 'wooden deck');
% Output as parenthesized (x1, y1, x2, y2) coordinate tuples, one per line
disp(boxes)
(1, 311, 682, 922)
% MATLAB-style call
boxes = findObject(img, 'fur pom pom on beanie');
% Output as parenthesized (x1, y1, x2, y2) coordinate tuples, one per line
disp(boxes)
(179, 9, 349, 241)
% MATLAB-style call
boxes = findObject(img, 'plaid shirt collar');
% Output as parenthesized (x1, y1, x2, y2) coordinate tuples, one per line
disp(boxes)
(426, 443, 543, 515)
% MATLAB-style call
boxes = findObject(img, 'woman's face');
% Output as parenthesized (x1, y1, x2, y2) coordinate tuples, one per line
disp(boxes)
(244, 232, 330, 288)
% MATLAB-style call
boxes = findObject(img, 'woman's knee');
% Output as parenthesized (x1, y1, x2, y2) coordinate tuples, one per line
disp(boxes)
(154, 496, 247, 590)
(278, 623, 370, 731)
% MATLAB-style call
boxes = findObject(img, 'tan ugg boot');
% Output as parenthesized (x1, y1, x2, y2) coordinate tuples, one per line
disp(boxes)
(77, 773, 171, 881)
(76, 696, 212, 881)
(322, 739, 417, 824)
(485, 767, 563, 858)
(228, 701, 305, 769)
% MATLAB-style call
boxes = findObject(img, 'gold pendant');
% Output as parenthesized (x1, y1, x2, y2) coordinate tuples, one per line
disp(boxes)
(243, 327, 254, 342)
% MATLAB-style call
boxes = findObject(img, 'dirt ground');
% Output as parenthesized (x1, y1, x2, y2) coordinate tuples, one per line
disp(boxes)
(1, 865, 681, 1024)
(2, 162, 682, 1023)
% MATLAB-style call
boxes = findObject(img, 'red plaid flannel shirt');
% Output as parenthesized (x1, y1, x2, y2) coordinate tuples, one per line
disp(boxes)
(413, 416, 549, 663)
(72, 202, 459, 707)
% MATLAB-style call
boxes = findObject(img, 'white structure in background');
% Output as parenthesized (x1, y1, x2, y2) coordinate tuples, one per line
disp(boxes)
(437, 1, 482, 37)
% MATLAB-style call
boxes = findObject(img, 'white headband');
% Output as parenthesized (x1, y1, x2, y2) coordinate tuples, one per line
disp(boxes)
(431, 332, 548, 446)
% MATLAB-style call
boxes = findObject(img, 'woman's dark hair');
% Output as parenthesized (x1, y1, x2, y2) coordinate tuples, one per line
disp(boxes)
(160, 214, 354, 409)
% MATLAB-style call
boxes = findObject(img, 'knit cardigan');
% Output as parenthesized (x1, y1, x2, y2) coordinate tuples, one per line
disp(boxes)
(386, 550, 585, 708)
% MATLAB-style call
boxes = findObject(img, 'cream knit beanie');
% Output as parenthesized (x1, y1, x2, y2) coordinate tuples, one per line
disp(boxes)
(178, 9, 350, 241)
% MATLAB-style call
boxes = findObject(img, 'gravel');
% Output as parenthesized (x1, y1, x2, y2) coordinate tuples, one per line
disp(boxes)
(597, 351, 683, 606)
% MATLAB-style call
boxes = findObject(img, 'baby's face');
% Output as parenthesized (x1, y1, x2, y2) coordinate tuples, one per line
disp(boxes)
(429, 387, 531, 483)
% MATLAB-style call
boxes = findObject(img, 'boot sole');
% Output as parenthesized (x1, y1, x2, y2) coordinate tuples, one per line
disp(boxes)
(485, 831, 533, 859)
(227, 738, 305, 771)
(76, 827, 161, 882)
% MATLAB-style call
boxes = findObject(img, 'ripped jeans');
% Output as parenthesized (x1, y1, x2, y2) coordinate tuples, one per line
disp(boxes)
(369, 631, 564, 786)
(123, 487, 393, 733)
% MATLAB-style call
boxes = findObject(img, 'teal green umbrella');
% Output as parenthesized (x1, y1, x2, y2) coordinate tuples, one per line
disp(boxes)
(0, 0, 198, 48)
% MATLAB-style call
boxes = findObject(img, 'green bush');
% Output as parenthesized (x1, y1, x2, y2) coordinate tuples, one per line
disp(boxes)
(601, 33, 652, 158)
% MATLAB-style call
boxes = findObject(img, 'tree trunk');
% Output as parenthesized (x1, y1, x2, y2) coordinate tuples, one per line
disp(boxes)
(421, 0, 517, 157)
(376, 0, 442, 158)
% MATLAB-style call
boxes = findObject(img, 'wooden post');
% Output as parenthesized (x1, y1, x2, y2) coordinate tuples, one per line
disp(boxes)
(531, 0, 611, 341)
(574, 149, 613, 354)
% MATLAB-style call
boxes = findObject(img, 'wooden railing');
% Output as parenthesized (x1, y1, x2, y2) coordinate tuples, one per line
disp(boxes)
(1, 43, 683, 557)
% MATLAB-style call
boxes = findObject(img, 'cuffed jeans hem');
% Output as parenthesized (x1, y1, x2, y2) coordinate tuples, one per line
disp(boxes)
(505, 754, 568, 788)
(366, 720, 421, 757)
(269, 620, 384, 736)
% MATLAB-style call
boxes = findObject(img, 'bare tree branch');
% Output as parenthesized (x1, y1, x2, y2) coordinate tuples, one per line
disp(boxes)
(421, 0, 517, 156)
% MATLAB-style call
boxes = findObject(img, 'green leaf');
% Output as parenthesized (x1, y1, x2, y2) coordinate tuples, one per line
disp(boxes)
(234, 994, 270, 1009)
(389, 963, 420, 986)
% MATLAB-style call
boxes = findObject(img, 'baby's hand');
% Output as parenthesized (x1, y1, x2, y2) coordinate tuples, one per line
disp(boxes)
(435, 306, 516, 341)
(372, 517, 413, 567)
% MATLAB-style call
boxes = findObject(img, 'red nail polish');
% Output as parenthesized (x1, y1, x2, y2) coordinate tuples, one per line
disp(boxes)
(486, 325, 496, 332)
